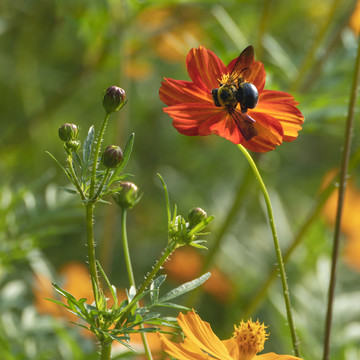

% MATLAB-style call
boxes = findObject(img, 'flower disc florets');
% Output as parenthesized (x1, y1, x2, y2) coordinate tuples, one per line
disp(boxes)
(233, 319, 269, 360)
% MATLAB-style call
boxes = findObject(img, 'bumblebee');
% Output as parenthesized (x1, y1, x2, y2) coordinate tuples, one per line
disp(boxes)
(211, 46, 258, 141)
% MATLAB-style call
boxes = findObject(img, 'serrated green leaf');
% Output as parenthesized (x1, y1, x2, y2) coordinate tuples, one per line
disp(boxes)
(96, 260, 118, 308)
(45, 298, 71, 310)
(142, 312, 161, 321)
(187, 215, 215, 237)
(157, 173, 171, 224)
(53, 283, 77, 301)
(46, 151, 72, 182)
(82, 125, 95, 177)
(152, 302, 191, 311)
(58, 187, 78, 195)
(150, 275, 167, 302)
(73, 152, 83, 169)
(108, 335, 135, 352)
(188, 242, 208, 250)
(152, 275, 167, 289)
(158, 273, 211, 303)
(146, 318, 178, 328)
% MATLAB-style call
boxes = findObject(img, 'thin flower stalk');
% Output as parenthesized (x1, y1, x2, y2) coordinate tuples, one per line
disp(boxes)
(85, 204, 101, 307)
(86, 113, 111, 312)
(66, 154, 85, 201)
(244, 180, 334, 318)
(118, 246, 174, 326)
(323, 34, 360, 360)
(237, 144, 300, 357)
(244, 144, 360, 317)
(121, 208, 153, 360)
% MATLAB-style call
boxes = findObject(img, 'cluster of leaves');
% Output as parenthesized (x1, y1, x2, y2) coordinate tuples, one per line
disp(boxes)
(50, 264, 210, 350)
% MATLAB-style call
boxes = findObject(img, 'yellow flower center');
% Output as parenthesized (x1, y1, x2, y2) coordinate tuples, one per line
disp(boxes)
(233, 319, 269, 360)
(220, 73, 230, 84)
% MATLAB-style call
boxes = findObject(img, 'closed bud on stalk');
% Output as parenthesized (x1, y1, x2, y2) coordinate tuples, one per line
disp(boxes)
(58, 123, 79, 142)
(65, 139, 81, 152)
(101, 145, 123, 168)
(114, 182, 141, 209)
(188, 207, 207, 228)
(102, 86, 126, 114)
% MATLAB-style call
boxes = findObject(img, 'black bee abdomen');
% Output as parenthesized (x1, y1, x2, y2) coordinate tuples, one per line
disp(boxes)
(212, 88, 221, 107)
(237, 82, 258, 113)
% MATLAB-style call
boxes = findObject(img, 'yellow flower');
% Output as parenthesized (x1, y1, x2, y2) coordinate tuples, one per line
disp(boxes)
(159, 311, 302, 360)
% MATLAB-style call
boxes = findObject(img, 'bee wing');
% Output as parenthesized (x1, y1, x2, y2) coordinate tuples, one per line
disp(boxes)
(230, 109, 257, 141)
(227, 46, 255, 84)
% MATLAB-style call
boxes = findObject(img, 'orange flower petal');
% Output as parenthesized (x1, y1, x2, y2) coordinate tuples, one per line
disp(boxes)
(160, 78, 211, 106)
(222, 338, 241, 360)
(256, 352, 302, 360)
(186, 46, 226, 92)
(255, 90, 304, 142)
(164, 103, 223, 136)
(244, 111, 284, 152)
(177, 311, 233, 360)
(159, 334, 209, 360)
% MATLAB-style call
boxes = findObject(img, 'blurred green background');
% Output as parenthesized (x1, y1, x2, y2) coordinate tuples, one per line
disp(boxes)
(1, 0, 360, 359)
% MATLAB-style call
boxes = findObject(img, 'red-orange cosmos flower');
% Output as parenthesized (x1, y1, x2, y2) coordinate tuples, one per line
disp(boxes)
(160, 46, 304, 152)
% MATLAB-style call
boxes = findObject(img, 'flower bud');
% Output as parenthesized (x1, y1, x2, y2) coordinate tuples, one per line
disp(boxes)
(58, 123, 79, 142)
(188, 207, 207, 228)
(65, 139, 81, 152)
(101, 145, 123, 168)
(102, 86, 126, 114)
(114, 182, 141, 209)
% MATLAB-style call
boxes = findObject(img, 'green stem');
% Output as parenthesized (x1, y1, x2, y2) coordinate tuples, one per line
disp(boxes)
(121, 209, 136, 287)
(137, 246, 174, 297)
(244, 144, 360, 317)
(322, 34, 360, 360)
(67, 153, 85, 200)
(86, 204, 101, 307)
(244, 177, 335, 317)
(118, 246, 174, 325)
(237, 144, 300, 357)
(121, 208, 153, 360)
(100, 343, 112, 360)
(90, 113, 110, 199)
